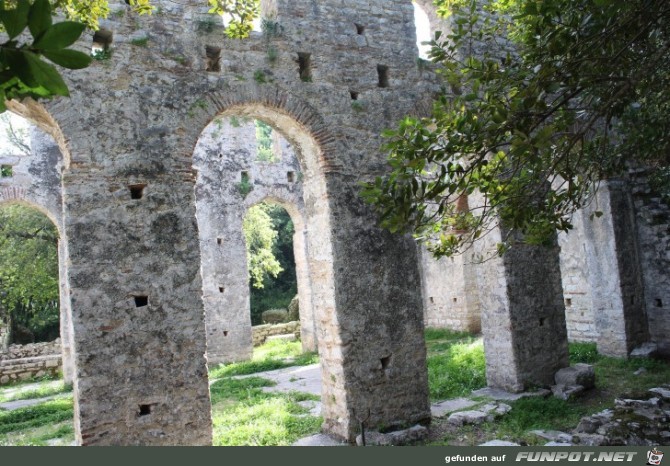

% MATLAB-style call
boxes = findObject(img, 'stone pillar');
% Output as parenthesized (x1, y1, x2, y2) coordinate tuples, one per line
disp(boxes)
(318, 178, 431, 442)
(0, 315, 8, 352)
(63, 167, 212, 446)
(294, 227, 317, 352)
(57, 239, 74, 384)
(583, 181, 649, 357)
(199, 208, 253, 365)
(476, 227, 569, 392)
(629, 169, 670, 356)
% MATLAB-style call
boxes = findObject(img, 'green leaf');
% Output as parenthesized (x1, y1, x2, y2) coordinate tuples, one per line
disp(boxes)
(28, 0, 52, 39)
(2, 49, 39, 88)
(42, 49, 92, 70)
(0, 0, 30, 39)
(0, 89, 6, 113)
(33, 22, 87, 50)
(21, 50, 70, 96)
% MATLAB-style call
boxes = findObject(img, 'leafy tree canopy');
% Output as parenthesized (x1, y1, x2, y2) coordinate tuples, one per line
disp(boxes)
(243, 202, 284, 289)
(0, 204, 60, 342)
(362, 0, 670, 257)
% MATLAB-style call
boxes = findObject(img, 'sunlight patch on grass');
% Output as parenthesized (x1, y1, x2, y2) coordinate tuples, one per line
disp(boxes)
(209, 339, 318, 379)
(427, 337, 486, 401)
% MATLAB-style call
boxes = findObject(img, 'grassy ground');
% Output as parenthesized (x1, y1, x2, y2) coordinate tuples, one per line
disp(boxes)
(0, 332, 666, 446)
(426, 338, 670, 446)
(425, 329, 486, 401)
(209, 339, 322, 445)
(0, 339, 320, 446)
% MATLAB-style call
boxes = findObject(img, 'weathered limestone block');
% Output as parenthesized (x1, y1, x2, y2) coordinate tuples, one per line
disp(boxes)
(555, 364, 595, 389)
(355, 425, 428, 446)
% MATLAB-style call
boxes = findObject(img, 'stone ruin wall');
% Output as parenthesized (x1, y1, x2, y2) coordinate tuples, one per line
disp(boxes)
(194, 116, 317, 365)
(629, 168, 670, 356)
(1, 338, 62, 360)
(252, 321, 301, 347)
(0, 0, 664, 446)
(43, 0, 435, 444)
(0, 339, 62, 385)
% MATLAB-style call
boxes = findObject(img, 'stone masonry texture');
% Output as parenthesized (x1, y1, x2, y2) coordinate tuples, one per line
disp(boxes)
(0, 0, 667, 445)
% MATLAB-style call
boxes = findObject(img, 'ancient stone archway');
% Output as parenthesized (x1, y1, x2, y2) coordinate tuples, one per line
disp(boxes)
(193, 114, 317, 363)
(0, 112, 75, 386)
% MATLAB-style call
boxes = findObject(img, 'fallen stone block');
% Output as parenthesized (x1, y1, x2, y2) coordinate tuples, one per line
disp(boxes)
(630, 343, 658, 359)
(649, 387, 670, 401)
(431, 398, 478, 418)
(571, 433, 607, 446)
(355, 425, 428, 446)
(447, 410, 489, 426)
(529, 430, 573, 443)
(479, 440, 519, 446)
(552, 384, 585, 400)
(555, 364, 595, 389)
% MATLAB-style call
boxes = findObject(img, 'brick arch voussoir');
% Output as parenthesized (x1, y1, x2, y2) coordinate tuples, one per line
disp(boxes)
(183, 84, 343, 174)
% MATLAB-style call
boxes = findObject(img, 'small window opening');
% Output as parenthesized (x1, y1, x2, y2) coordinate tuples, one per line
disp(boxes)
(134, 296, 149, 308)
(205, 45, 221, 72)
(377, 64, 389, 88)
(217, 237, 223, 245)
(92, 28, 113, 57)
(138, 404, 152, 416)
(655, 298, 663, 307)
(298, 52, 312, 82)
(565, 298, 572, 307)
(630, 295, 635, 305)
(129, 184, 146, 200)
(452, 297, 458, 303)
(287, 171, 295, 183)
(223, 330, 229, 337)
(355, 23, 365, 35)
(539, 318, 546, 327)
(218, 286, 225, 294)
(0, 165, 13, 178)
(350, 90, 359, 100)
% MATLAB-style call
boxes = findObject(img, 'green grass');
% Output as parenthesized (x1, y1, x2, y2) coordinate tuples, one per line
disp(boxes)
(130, 37, 149, 47)
(209, 340, 318, 379)
(0, 398, 73, 436)
(210, 376, 321, 445)
(209, 340, 322, 445)
(569, 342, 601, 364)
(429, 338, 670, 446)
(425, 329, 486, 401)
(0, 381, 72, 403)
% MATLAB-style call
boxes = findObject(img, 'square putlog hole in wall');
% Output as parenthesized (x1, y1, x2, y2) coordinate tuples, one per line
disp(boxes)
(205, 45, 221, 72)
(217, 237, 223, 245)
(92, 28, 113, 56)
(138, 404, 152, 417)
(129, 184, 146, 200)
(298, 52, 312, 82)
(350, 90, 359, 100)
(656, 298, 663, 307)
(355, 23, 365, 35)
(565, 298, 572, 306)
(377, 65, 389, 88)
(287, 171, 295, 183)
(134, 296, 149, 308)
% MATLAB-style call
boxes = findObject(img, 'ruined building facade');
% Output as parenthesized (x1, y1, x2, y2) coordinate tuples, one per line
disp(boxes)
(0, 0, 667, 445)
